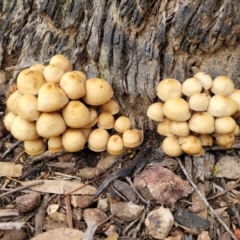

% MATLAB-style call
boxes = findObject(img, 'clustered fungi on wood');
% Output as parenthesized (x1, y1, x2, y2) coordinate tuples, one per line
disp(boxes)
(147, 73, 240, 157)
(3, 54, 143, 156)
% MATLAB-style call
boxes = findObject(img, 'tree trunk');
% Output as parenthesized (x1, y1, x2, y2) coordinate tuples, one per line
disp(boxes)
(1, 0, 240, 129)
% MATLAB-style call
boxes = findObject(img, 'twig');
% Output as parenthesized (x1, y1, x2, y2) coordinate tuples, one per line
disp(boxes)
(0, 222, 25, 230)
(0, 181, 44, 198)
(65, 194, 73, 228)
(1, 140, 21, 158)
(125, 176, 148, 204)
(177, 158, 238, 240)
(82, 221, 98, 240)
(122, 214, 142, 236)
(54, 172, 82, 180)
(14, 150, 25, 163)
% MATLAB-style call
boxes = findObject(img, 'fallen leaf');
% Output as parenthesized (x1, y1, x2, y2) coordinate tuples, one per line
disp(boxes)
(20, 180, 96, 195)
(30, 228, 84, 240)
(0, 162, 23, 177)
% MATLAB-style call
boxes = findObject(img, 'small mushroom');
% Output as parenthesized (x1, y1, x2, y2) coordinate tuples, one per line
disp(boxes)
(43, 64, 65, 83)
(182, 77, 202, 97)
(24, 138, 46, 155)
(229, 90, 240, 111)
(188, 112, 214, 134)
(170, 121, 190, 137)
(114, 116, 131, 133)
(72, 70, 87, 82)
(62, 101, 90, 128)
(36, 112, 66, 138)
(216, 134, 235, 149)
(17, 69, 46, 95)
(107, 135, 124, 155)
(162, 136, 183, 157)
(122, 129, 142, 148)
(11, 116, 39, 141)
(62, 128, 86, 152)
(83, 78, 114, 105)
(29, 63, 46, 74)
(3, 112, 17, 131)
(157, 119, 174, 137)
(214, 117, 236, 134)
(99, 99, 120, 115)
(88, 128, 110, 152)
(16, 94, 40, 121)
(80, 128, 93, 142)
(156, 79, 182, 101)
(49, 54, 72, 72)
(6, 90, 23, 115)
(97, 112, 115, 129)
(233, 124, 240, 136)
(194, 72, 212, 90)
(147, 102, 165, 121)
(163, 98, 191, 121)
(207, 94, 238, 117)
(48, 136, 64, 152)
(211, 76, 235, 95)
(188, 93, 210, 111)
(84, 108, 98, 128)
(37, 82, 69, 112)
(199, 134, 213, 147)
(60, 71, 86, 99)
(178, 135, 204, 156)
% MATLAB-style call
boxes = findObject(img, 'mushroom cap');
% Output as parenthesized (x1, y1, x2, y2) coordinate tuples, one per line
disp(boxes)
(178, 135, 204, 156)
(17, 69, 46, 95)
(114, 116, 131, 133)
(62, 128, 86, 152)
(37, 82, 69, 112)
(88, 128, 110, 152)
(82, 78, 114, 105)
(214, 116, 236, 134)
(199, 134, 213, 147)
(216, 134, 235, 149)
(157, 119, 174, 137)
(24, 138, 46, 155)
(189, 112, 214, 134)
(156, 78, 182, 101)
(211, 76, 235, 95)
(43, 64, 65, 83)
(36, 112, 66, 138)
(49, 54, 72, 72)
(62, 101, 90, 128)
(16, 94, 40, 121)
(3, 112, 17, 131)
(80, 128, 92, 142)
(6, 90, 23, 115)
(147, 102, 165, 121)
(194, 72, 212, 90)
(107, 135, 124, 155)
(162, 136, 183, 157)
(99, 99, 120, 115)
(48, 136, 64, 152)
(163, 98, 191, 121)
(11, 116, 39, 141)
(122, 129, 142, 148)
(233, 124, 240, 136)
(188, 93, 210, 111)
(59, 71, 86, 99)
(207, 94, 238, 117)
(84, 108, 98, 128)
(72, 71, 87, 82)
(170, 121, 190, 137)
(229, 90, 240, 111)
(182, 77, 202, 97)
(29, 64, 46, 74)
(97, 112, 115, 129)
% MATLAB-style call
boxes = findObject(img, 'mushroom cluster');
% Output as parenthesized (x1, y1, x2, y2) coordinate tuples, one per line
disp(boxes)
(147, 73, 240, 157)
(4, 54, 143, 155)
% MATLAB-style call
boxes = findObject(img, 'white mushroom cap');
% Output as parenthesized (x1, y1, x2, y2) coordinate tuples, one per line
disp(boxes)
(170, 121, 190, 137)
(49, 54, 72, 72)
(163, 98, 191, 121)
(147, 102, 165, 121)
(88, 128, 110, 152)
(215, 134, 235, 149)
(194, 72, 212, 90)
(24, 138, 46, 155)
(207, 94, 238, 117)
(188, 93, 210, 111)
(6, 90, 23, 115)
(182, 77, 202, 97)
(211, 76, 235, 95)
(37, 83, 69, 112)
(157, 119, 174, 137)
(188, 112, 214, 134)
(162, 136, 183, 157)
(214, 117, 236, 134)
(107, 135, 124, 155)
(43, 64, 65, 83)
(156, 79, 182, 101)
(3, 112, 17, 131)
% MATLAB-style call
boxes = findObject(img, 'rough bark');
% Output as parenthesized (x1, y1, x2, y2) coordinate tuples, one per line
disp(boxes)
(1, 0, 240, 128)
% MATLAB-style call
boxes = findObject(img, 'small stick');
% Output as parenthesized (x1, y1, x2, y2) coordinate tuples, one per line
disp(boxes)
(65, 194, 73, 228)
(177, 158, 238, 240)
(1, 140, 21, 158)
(0, 222, 25, 230)
(125, 176, 148, 204)
(0, 181, 44, 198)
(122, 214, 142, 235)
(14, 150, 25, 163)
(54, 172, 82, 180)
